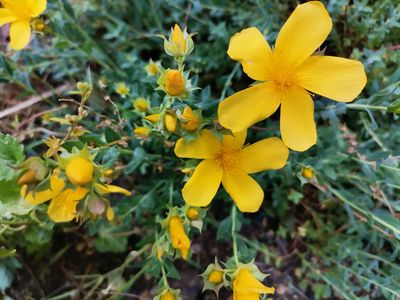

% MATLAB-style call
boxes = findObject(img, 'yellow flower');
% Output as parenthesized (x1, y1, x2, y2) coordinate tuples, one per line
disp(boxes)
(24, 175, 88, 223)
(218, 1, 367, 152)
(164, 112, 178, 133)
(144, 59, 160, 76)
(133, 97, 149, 113)
(165, 70, 186, 96)
(164, 24, 194, 58)
(302, 166, 314, 179)
(181, 106, 199, 132)
(169, 216, 190, 260)
(208, 270, 224, 284)
(134, 127, 150, 138)
(233, 268, 275, 300)
(0, 0, 47, 50)
(145, 114, 160, 124)
(160, 290, 176, 300)
(174, 130, 288, 212)
(115, 82, 129, 97)
(66, 157, 94, 186)
(186, 207, 199, 220)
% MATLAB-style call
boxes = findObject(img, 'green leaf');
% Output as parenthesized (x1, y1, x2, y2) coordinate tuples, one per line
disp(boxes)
(104, 127, 121, 143)
(0, 133, 24, 181)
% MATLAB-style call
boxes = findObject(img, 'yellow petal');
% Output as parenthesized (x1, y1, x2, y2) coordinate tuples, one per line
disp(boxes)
(274, 1, 332, 68)
(227, 27, 272, 81)
(9, 20, 31, 50)
(295, 55, 367, 102)
(47, 187, 88, 223)
(218, 82, 280, 133)
(0, 9, 17, 26)
(28, 0, 47, 17)
(280, 85, 316, 152)
(222, 130, 247, 151)
(95, 183, 132, 196)
(222, 170, 263, 212)
(171, 24, 186, 52)
(238, 137, 289, 174)
(25, 189, 54, 205)
(234, 269, 275, 294)
(233, 291, 259, 300)
(182, 159, 223, 207)
(50, 175, 65, 195)
(174, 129, 221, 159)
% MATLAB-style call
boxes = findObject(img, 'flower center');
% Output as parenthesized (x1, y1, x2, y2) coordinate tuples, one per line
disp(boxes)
(217, 147, 239, 172)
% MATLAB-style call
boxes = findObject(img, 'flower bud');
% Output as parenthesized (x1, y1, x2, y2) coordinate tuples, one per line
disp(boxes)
(186, 207, 199, 220)
(66, 157, 94, 186)
(145, 59, 160, 76)
(301, 166, 314, 179)
(160, 290, 175, 300)
(18, 169, 38, 185)
(165, 70, 186, 96)
(133, 97, 149, 113)
(164, 112, 178, 133)
(115, 82, 129, 98)
(32, 19, 46, 32)
(164, 24, 194, 59)
(208, 270, 224, 284)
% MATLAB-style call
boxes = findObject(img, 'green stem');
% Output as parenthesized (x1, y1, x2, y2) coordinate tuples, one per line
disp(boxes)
(231, 205, 239, 266)
(346, 104, 387, 112)
(160, 261, 169, 288)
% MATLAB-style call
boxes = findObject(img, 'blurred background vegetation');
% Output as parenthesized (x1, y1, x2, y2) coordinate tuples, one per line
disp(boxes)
(0, 0, 399, 299)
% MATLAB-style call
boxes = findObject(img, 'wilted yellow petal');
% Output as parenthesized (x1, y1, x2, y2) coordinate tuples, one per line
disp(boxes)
(274, 1, 332, 68)
(234, 269, 275, 295)
(280, 85, 316, 152)
(182, 159, 223, 207)
(227, 27, 272, 81)
(47, 187, 88, 223)
(222, 170, 264, 213)
(238, 137, 289, 174)
(169, 216, 190, 259)
(174, 129, 221, 159)
(295, 55, 367, 102)
(218, 82, 280, 133)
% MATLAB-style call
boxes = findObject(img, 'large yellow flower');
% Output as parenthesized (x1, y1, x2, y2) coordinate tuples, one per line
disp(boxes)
(174, 129, 288, 212)
(233, 268, 275, 300)
(218, 1, 367, 152)
(0, 0, 47, 49)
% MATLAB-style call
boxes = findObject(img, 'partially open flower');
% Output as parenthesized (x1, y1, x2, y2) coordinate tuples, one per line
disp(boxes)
(181, 106, 199, 132)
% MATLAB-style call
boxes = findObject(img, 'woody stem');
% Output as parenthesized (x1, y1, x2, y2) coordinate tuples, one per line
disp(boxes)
(231, 205, 239, 266)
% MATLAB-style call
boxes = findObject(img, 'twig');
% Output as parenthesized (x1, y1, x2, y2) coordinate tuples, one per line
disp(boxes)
(0, 84, 70, 119)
